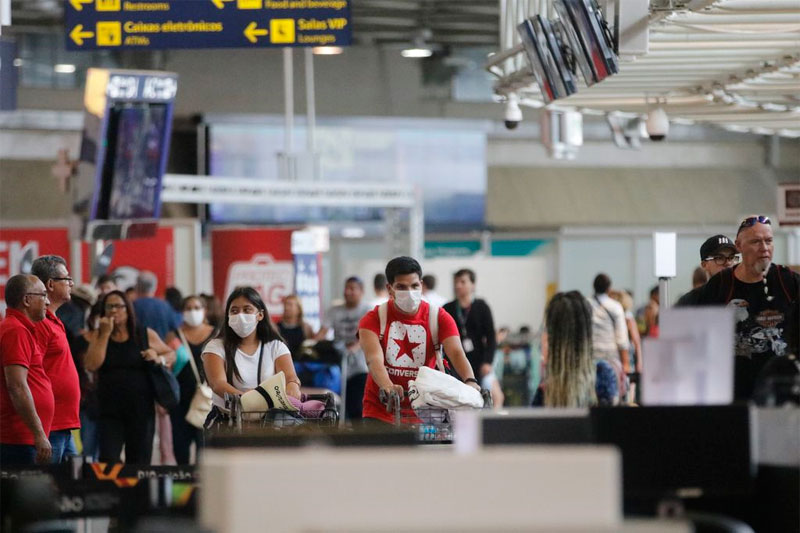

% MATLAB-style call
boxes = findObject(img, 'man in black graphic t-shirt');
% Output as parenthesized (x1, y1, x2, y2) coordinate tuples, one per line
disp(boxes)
(698, 215, 799, 400)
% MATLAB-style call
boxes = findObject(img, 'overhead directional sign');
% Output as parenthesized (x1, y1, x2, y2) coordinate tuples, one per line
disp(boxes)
(65, 0, 351, 51)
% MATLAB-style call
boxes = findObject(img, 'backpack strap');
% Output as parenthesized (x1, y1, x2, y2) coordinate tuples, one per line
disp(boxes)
(378, 302, 388, 343)
(428, 304, 445, 373)
(429, 304, 440, 347)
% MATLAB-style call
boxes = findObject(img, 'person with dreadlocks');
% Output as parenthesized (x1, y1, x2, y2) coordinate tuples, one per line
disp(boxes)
(532, 291, 618, 407)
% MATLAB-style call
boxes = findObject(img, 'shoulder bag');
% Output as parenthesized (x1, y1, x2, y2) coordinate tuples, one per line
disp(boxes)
(178, 330, 213, 429)
(141, 327, 181, 410)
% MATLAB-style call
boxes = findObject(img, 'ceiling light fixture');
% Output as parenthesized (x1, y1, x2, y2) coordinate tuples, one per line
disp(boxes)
(54, 64, 76, 74)
(401, 28, 437, 59)
(312, 46, 344, 55)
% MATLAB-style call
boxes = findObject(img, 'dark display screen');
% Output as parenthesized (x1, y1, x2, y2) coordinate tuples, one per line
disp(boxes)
(95, 103, 168, 220)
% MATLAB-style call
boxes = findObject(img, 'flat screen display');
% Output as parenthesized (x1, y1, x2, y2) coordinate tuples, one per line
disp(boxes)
(95, 103, 169, 220)
(554, 0, 619, 84)
(206, 120, 487, 231)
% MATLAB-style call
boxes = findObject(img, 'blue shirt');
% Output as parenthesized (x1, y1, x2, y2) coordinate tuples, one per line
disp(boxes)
(133, 297, 180, 340)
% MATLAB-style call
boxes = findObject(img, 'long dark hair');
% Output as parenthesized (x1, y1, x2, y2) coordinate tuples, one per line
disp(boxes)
(544, 291, 596, 407)
(218, 286, 284, 383)
(100, 290, 137, 339)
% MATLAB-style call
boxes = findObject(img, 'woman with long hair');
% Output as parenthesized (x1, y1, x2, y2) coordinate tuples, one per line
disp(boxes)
(84, 290, 175, 463)
(171, 295, 216, 464)
(533, 291, 617, 407)
(277, 294, 314, 358)
(202, 287, 302, 420)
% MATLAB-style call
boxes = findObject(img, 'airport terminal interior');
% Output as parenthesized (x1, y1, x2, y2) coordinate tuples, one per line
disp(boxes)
(0, 0, 798, 532)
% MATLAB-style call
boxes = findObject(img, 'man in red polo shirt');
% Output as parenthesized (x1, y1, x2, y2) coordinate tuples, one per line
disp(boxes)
(0, 274, 54, 465)
(359, 256, 481, 423)
(32, 255, 81, 463)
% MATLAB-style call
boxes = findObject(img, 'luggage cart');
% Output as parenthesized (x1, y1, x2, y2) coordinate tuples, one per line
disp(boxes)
(214, 392, 339, 434)
(379, 388, 492, 443)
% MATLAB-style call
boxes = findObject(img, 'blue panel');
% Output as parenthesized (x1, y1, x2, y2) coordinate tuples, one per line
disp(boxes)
(491, 239, 550, 257)
(65, 0, 351, 51)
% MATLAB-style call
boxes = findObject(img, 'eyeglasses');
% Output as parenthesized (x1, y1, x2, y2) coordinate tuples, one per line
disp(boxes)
(104, 304, 126, 311)
(52, 277, 73, 283)
(737, 215, 771, 234)
(25, 292, 48, 298)
(703, 254, 741, 266)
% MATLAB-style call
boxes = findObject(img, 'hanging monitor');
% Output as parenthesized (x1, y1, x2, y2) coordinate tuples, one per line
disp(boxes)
(553, 0, 619, 85)
(73, 68, 178, 240)
(518, 16, 577, 103)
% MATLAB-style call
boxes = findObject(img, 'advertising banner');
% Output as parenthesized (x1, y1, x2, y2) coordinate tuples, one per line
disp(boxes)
(293, 252, 322, 331)
(211, 227, 295, 319)
(80, 226, 175, 295)
(0, 227, 72, 316)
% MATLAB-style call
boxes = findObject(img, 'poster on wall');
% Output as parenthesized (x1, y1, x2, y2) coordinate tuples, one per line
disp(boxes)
(293, 253, 322, 332)
(0, 227, 72, 317)
(211, 228, 295, 319)
(81, 226, 175, 296)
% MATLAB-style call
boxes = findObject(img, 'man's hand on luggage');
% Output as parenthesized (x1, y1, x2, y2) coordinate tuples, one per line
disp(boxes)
(466, 380, 481, 392)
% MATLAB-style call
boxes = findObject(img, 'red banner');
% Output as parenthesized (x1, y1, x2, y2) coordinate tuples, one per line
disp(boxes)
(81, 227, 175, 297)
(211, 228, 295, 319)
(0, 227, 72, 316)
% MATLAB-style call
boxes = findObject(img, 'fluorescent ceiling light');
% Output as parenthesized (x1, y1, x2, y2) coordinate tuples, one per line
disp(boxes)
(402, 29, 437, 58)
(54, 64, 76, 74)
(401, 47, 433, 58)
(312, 46, 343, 55)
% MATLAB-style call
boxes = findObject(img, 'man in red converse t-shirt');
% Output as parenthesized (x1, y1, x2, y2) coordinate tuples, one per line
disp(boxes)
(359, 256, 481, 423)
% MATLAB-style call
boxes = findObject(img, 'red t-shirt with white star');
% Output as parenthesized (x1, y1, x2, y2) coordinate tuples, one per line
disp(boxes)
(359, 300, 459, 423)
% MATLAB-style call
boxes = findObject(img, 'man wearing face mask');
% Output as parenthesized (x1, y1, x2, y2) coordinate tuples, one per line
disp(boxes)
(698, 215, 800, 400)
(358, 257, 481, 423)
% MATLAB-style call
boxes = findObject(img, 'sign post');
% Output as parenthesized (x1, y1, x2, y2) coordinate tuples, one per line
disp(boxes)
(65, 0, 351, 51)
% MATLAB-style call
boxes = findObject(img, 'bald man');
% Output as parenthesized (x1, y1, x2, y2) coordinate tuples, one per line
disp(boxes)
(0, 275, 54, 465)
(698, 215, 800, 400)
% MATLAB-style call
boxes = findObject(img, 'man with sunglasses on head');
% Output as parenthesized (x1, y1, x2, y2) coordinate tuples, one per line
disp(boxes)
(675, 235, 739, 307)
(697, 216, 800, 400)
(31, 255, 81, 463)
(0, 275, 54, 465)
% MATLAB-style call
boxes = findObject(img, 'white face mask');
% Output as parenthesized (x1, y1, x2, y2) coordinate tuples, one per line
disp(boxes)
(228, 313, 258, 338)
(394, 290, 422, 314)
(183, 309, 205, 327)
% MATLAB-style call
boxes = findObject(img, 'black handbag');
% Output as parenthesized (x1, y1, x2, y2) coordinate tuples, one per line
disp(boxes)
(140, 327, 180, 410)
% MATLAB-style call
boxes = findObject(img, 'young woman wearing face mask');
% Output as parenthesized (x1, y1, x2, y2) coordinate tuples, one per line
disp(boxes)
(168, 295, 215, 464)
(202, 287, 302, 422)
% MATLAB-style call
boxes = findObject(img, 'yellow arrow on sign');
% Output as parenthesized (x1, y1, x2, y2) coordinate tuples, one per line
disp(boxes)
(70, 24, 95, 46)
(210, 0, 234, 8)
(69, 0, 94, 11)
(244, 21, 268, 43)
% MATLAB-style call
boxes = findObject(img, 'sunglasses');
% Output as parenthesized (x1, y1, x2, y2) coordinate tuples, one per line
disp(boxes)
(703, 254, 741, 266)
(737, 215, 770, 234)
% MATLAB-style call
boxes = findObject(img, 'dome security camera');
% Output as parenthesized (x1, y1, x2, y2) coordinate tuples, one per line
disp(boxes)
(504, 94, 522, 130)
(646, 108, 669, 141)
